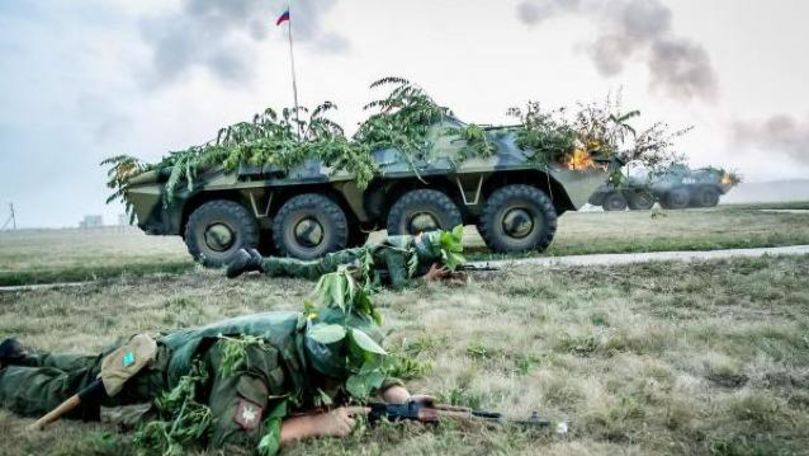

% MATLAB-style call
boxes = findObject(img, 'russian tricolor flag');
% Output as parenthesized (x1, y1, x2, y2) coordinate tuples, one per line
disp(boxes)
(276, 10, 290, 26)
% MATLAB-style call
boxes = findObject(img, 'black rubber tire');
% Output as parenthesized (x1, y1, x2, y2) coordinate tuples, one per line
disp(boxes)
(661, 187, 691, 210)
(478, 184, 557, 253)
(386, 189, 463, 236)
(602, 192, 628, 212)
(588, 191, 607, 207)
(693, 186, 720, 208)
(627, 191, 656, 211)
(184, 200, 259, 268)
(272, 193, 348, 260)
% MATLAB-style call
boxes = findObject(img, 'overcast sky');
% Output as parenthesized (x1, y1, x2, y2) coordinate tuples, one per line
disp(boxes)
(1, 0, 808, 228)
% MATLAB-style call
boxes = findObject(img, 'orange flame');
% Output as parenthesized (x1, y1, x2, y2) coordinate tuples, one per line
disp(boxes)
(566, 149, 595, 170)
(721, 173, 734, 186)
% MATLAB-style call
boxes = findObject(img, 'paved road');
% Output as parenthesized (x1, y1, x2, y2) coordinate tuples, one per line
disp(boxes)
(470, 245, 809, 269)
(3, 245, 809, 293)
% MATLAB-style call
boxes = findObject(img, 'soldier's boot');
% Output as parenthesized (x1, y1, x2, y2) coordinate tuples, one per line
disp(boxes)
(226, 249, 263, 279)
(0, 338, 28, 368)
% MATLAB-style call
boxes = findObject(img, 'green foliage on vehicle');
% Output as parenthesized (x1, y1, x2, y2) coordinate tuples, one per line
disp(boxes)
(104, 77, 690, 216)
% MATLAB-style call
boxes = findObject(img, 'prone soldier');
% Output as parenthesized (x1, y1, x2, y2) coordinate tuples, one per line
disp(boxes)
(0, 271, 423, 454)
(227, 226, 467, 289)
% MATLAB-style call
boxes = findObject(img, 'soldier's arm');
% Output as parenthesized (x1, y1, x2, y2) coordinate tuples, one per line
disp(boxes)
(205, 340, 289, 451)
(279, 406, 369, 443)
(380, 249, 409, 289)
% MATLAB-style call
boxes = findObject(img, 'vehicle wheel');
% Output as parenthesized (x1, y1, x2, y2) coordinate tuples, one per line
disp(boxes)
(694, 186, 720, 207)
(588, 191, 607, 207)
(272, 194, 349, 260)
(184, 200, 259, 268)
(661, 187, 691, 209)
(478, 184, 557, 253)
(627, 191, 656, 211)
(602, 192, 628, 212)
(386, 189, 463, 236)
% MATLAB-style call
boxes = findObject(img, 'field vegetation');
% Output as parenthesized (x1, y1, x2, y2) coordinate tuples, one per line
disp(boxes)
(2, 204, 809, 287)
(1, 254, 807, 455)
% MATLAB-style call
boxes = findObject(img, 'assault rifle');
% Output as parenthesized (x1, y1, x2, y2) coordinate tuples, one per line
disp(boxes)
(457, 263, 500, 273)
(368, 400, 567, 433)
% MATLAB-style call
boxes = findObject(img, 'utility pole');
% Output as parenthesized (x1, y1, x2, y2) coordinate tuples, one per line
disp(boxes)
(1, 203, 15, 231)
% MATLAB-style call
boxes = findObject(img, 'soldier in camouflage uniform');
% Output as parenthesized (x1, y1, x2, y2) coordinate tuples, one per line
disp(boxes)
(0, 272, 417, 454)
(227, 227, 466, 289)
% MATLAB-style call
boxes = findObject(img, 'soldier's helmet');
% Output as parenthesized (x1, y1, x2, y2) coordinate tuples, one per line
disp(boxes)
(414, 230, 444, 261)
(304, 307, 383, 378)
(414, 226, 466, 270)
(302, 270, 385, 379)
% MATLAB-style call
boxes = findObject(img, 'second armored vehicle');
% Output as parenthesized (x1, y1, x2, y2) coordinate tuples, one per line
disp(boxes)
(588, 163, 739, 211)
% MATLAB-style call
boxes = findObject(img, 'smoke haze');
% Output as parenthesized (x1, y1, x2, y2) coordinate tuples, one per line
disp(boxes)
(517, 0, 719, 102)
(139, 0, 347, 88)
(733, 115, 809, 164)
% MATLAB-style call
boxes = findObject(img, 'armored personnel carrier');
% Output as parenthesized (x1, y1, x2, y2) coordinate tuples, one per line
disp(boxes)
(588, 163, 739, 211)
(124, 119, 611, 267)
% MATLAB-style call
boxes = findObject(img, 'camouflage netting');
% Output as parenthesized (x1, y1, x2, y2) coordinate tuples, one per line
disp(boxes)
(103, 78, 695, 212)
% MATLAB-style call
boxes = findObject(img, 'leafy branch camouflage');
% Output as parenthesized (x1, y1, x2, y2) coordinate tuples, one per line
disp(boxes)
(133, 361, 212, 456)
(307, 270, 389, 400)
(216, 334, 268, 379)
(104, 78, 690, 214)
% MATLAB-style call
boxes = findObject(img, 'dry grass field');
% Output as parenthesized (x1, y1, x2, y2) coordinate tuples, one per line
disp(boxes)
(1, 257, 808, 455)
(1, 203, 808, 455)
(2, 202, 809, 286)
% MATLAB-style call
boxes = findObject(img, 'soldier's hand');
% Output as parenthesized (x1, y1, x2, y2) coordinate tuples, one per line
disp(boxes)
(423, 263, 449, 282)
(315, 406, 369, 437)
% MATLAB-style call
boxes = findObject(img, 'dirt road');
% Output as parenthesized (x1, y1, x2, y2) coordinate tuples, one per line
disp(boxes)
(471, 244, 809, 269)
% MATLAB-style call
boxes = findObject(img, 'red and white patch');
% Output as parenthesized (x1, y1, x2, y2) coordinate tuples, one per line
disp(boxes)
(234, 399, 263, 430)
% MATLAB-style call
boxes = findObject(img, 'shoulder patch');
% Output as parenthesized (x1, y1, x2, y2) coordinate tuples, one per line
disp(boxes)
(234, 398, 264, 430)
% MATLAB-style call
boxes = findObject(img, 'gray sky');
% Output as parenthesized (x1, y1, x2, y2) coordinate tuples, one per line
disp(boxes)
(1, 0, 807, 228)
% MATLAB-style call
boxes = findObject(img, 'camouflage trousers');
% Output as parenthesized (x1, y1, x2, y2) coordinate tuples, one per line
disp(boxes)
(260, 246, 417, 289)
(0, 341, 283, 449)
(0, 346, 168, 421)
(261, 248, 364, 281)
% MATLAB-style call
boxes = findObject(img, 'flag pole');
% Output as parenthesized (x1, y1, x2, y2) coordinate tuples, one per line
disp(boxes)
(286, 3, 302, 139)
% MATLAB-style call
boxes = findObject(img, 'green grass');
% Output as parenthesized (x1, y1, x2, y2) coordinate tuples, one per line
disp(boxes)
(466, 204, 809, 261)
(1, 255, 808, 454)
(0, 261, 195, 287)
(2, 203, 809, 287)
(0, 227, 194, 286)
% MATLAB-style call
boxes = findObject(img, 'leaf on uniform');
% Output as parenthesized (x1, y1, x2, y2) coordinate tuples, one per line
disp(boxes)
(346, 370, 386, 400)
(350, 329, 387, 355)
(314, 272, 347, 310)
(308, 323, 347, 344)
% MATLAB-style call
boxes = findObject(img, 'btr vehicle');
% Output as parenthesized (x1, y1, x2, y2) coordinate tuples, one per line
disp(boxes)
(125, 120, 611, 267)
(588, 163, 738, 211)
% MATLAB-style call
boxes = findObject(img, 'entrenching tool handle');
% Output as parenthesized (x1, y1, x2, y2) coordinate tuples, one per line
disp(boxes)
(28, 395, 82, 431)
(28, 379, 103, 431)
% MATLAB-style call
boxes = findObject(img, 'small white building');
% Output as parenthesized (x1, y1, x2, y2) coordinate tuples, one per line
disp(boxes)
(79, 215, 104, 229)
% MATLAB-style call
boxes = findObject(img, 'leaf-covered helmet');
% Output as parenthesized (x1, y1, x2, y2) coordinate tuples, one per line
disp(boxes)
(304, 308, 384, 378)
(413, 225, 466, 271)
(303, 269, 387, 393)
